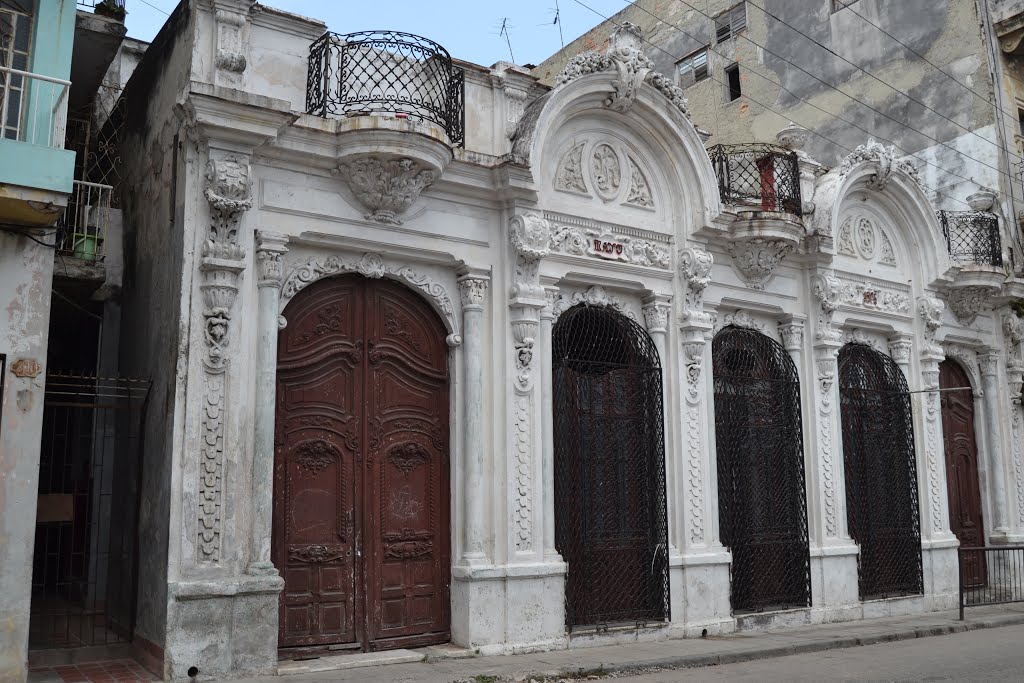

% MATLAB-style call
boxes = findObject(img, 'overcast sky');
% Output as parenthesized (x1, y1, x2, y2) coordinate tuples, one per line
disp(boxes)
(125, 0, 629, 67)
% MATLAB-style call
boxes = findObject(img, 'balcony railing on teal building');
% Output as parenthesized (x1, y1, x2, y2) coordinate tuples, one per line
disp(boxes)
(0, 65, 70, 148)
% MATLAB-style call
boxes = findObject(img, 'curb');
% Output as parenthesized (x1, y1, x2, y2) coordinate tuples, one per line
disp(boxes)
(504, 614, 1024, 680)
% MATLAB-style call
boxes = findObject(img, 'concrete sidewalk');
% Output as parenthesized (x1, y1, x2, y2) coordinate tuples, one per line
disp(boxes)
(227, 603, 1024, 682)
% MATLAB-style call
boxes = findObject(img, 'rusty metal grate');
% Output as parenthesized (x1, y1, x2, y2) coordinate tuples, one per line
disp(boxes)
(307, 30, 465, 146)
(30, 374, 149, 649)
(713, 326, 811, 613)
(839, 344, 924, 600)
(553, 303, 669, 629)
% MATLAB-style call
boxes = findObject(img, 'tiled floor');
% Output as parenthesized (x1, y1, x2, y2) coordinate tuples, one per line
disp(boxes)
(28, 659, 158, 683)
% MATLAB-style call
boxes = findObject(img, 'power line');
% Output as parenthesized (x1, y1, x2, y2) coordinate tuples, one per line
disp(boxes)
(567, 0, 974, 211)
(651, 0, 1013, 193)
(135, 0, 169, 16)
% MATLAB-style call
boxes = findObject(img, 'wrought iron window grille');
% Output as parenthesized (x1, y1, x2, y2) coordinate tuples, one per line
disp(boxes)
(937, 210, 1002, 267)
(707, 143, 802, 216)
(553, 303, 670, 629)
(307, 30, 465, 147)
(713, 326, 812, 614)
(838, 344, 924, 601)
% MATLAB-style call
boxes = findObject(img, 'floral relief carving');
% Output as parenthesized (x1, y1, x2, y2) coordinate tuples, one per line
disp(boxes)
(642, 302, 670, 332)
(334, 157, 437, 225)
(280, 254, 458, 341)
(1011, 401, 1024, 528)
(626, 157, 654, 208)
(879, 230, 897, 265)
(384, 306, 422, 351)
(920, 361, 945, 532)
(947, 286, 994, 325)
(919, 296, 945, 356)
(816, 356, 838, 536)
(389, 443, 430, 475)
(855, 218, 876, 259)
(385, 540, 433, 558)
(838, 139, 918, 190)
(727, 238, 792, 290)
(295, 440, 338, 474)
(551, 286, 636, 322)
(844, 329, 884, 354)
(837, 217, 856, 256)
(513, 395, 533, 551)
(555, 22, 688, 116)
(812, 274, 843, 343)
(555, 143, 588, 195)
(718, 310, 767, 334)
(680, 247, 713, 325)
(290, 544, 345, 564)
(591, 143, 622, 201)
(779, 322, 804, 351)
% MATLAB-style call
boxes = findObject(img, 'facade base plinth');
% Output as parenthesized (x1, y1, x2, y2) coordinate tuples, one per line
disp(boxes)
(670, 550, 732, 629)
(810, 545, 859, 608)
(923, 545, 960, 603)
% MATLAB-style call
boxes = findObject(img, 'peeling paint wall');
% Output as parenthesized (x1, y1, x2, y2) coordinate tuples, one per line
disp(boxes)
(0, 232, 54, 683)
(534, 0, 996, 207)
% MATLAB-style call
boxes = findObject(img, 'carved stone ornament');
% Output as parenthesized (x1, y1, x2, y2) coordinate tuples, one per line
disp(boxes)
(281, 253, 460, 344)
(290, 544, 345, 564)
(256, 231, 288, 288)
(834, 275, 911, 315)
(1005, 314, 1024, 372)
(554, 21, 689, 116)
(10, 358, 42, 378)
(718, 310, 767, 335)
(334, 157, 437, 225)
(642, 301, 670, 332)
(214, 8, 248, 77)
(838, 139, 920, 190)
(555, 143, 587, 194)
(888, 338, 913, 364)
(778, 321, 804, 350)
(511, 315, 539, 392)
(727, 238, 792, 290)
(509, 213, 551, 301)
(679, 247, 713, 325)
(552, 285, 636, 321)
(844, 329, 883, 354)
(550, 223, 670, 268)
(919, 296, 944, 356)
(458, 277, 488, 311)
(979, 350, 1000, 377)
(812, 274, 843, 343)
(947, 286, 995, 325)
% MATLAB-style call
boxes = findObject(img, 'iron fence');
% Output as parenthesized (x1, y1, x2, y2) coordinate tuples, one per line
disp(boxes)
(938, 210, 1002, 267)
(56, 180, 112, 262)
(30, 374, 149, 649)
(959, 546, 1024, 619)
(307, 30, 465, 146)
(713, 326, 812, 613)
(553, 303, 669, 628)
(707, 143, 802, 216)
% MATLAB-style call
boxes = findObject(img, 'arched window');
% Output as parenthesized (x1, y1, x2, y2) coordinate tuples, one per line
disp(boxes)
(553, 303, 669, 627)
(713, 326, 811, 612)
(839, 343, 923, 599)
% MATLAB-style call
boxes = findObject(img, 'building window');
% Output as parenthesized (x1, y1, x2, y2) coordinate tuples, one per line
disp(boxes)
(676, 48, 709, 88)
(715, 3, 747, 44)
(832, 0, 859, 11)
(0, 1, 34, 140)
(725, 63, 742, 101)
(1018, 108, 1024, 136)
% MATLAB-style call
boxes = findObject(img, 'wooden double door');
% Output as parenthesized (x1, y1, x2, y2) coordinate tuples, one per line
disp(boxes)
(273, 275, 450, 651)
(939, 360, 986, 586)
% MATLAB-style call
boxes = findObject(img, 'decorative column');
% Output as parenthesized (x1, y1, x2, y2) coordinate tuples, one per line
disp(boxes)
(778, 315, 806, 367)
(508, 213, 551, 559)
(1004, 314, 1024, 536)
(916, 297, 954, 542)
(540, 285, 560, 561)
(457, 274, 489, 565)
(643, 293, 672, 553)
(197, 154, 251, 565)
(248, 231, 288, 575)
(980, 349, 1011, 537)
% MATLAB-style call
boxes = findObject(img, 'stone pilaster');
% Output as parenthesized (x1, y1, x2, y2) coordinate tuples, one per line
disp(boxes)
(457, 274, 489, 565)
(1004, 315, 1024, 537)
(540, 285, 561, 561)
(248, 231, 287, 575)
(980, 349, 1011, 539)
(914, 335, 955, 544)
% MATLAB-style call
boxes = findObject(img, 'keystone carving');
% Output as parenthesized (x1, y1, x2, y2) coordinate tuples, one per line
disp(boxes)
(335, 157, 437, 225)
(838, 139, 920, 190)
(555, 22, 688, 115)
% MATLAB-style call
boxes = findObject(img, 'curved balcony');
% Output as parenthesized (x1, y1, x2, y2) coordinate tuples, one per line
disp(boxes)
(306, 30, 465, 147)
(708, 143, 802, 217)
(938, 210, 1002, 268)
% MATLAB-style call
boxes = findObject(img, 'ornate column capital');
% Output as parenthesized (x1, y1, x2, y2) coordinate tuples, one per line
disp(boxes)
(255, 231, 288, 289)
(811, 273, 843, 346)
(888, 336, 914, 366)
(509, 213, 551, 304)
(642, 294, 671, 334)
(540, 286, 559, 321)
(918, 296, 945, 358)
(979, 349, 1001, 378)
(679, 246, 713, 327)
(457, 275, 489, 312)
(778, 316, 806, 352)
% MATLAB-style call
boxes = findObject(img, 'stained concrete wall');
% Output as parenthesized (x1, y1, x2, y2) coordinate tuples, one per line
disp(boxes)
(0, 232, 55, 683)
(534, 0, 996, 207)
(113, 1, 196, 671)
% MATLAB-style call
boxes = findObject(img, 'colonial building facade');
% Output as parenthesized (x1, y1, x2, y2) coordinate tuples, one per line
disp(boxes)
(91, 1, 1024, 680)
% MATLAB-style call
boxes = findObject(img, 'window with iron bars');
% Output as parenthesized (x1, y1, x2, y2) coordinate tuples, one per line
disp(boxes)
(676, 48, 709, 89)
(715, 3, 747, 44)
(1, 1, 34, 140)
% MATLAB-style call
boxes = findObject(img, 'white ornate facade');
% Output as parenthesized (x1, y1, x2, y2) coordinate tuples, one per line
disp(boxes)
(113, 5, 1024, 680)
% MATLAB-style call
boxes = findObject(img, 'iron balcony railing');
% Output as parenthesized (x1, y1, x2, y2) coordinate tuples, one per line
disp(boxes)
(0, 65, 70, 148)
(707, 143, 802, 216)
(938, 210, 1002, 267)
(959, 546, 1024, 619)
(57, 180, 113, 262)
(306, 30, 465, 147)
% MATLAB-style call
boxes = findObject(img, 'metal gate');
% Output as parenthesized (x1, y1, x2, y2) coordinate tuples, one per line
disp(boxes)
(30, 374, 149, 649)
(838, 343, 923, 599)
(713, 326, 811, 612)
(553, 303, 669, 628)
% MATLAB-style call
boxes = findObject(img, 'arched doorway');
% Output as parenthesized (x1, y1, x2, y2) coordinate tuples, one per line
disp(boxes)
(939, 359, 986, 585)
(838, 343, 923, 599)
(273, 274, 450, 651)
(712, 326, 811, 612)
(553, 303, 669, 627)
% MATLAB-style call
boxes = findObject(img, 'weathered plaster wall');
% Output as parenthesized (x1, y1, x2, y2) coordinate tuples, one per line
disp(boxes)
(0, 233, 54, 683)
(534, 1, 995, 182)
(114, 1, 196, 668)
